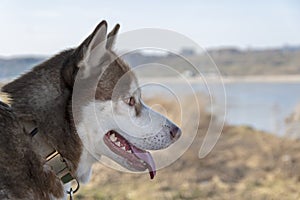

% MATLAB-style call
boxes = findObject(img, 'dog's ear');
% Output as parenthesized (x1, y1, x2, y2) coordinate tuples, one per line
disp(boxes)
(106, 24, 120, 50)
(76, 20, 108, 78)
(63, 21, 121, 85)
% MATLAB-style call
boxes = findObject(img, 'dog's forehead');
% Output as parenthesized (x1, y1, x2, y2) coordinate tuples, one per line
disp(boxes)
(95, 53, 139, 100)
(116, 68, 140, 98)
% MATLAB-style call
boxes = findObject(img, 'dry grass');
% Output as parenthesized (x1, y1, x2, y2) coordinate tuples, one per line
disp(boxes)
(75, 95, 300, 200)
(0, 83, 10, 104)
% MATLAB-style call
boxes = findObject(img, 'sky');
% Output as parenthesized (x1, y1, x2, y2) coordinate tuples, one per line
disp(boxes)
(0, 0, 299, 56)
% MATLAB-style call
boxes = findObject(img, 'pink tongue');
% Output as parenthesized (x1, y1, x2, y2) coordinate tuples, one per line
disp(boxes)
(130, 145, 156, 179)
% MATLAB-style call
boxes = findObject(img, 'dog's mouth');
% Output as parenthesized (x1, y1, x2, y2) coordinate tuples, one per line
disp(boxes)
(103, 130, 156, 179)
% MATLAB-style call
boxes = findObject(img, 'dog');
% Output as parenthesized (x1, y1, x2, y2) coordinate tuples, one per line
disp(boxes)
(1, 21, 181, 199)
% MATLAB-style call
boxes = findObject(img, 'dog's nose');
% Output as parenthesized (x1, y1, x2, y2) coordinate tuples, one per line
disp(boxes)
(170, 126, 181, 141)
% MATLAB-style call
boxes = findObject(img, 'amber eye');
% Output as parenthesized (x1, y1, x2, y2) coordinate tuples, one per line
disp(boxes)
(126, 97, 135, 106)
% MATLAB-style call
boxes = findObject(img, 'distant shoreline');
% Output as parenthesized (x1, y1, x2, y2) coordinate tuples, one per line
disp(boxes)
(139, 75, 300, 84)
(222, 75, 300, 83)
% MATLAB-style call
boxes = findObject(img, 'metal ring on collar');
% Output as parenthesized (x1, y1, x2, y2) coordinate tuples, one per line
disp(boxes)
(67, 178, 80, 195)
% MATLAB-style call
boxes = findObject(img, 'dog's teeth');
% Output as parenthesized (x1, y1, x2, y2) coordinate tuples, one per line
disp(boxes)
(110, 134, 117, 142)
(121, 146, 126, 151)
(126, 150, 132, 153)
(116, 141, 121, 147)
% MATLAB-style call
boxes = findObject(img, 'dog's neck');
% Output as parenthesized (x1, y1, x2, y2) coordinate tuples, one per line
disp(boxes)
(22, 116, 72, 176)
(20, 103, 96, 184)
(23, 121, 54, 157)
(1, 50, 96, 185)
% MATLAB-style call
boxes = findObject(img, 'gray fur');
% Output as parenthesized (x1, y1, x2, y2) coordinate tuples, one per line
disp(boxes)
(0, 102, 63, 199)
(2, 49, 83, 173)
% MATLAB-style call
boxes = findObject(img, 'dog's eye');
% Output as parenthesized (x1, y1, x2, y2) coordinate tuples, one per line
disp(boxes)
(125, 97, 136, 106)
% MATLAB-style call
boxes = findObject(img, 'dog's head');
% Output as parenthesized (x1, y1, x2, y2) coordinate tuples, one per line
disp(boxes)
(67, 21, 181, 179)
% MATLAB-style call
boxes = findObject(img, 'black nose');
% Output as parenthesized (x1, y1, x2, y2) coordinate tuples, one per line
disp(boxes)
(170, 126, 181, 141)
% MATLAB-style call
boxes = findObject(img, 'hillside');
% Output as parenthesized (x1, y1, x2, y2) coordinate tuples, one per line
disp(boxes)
(203, 48, 300, 76)
(128, 47, 300, 77)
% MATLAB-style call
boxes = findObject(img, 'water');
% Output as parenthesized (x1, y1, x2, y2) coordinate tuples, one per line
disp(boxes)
(222, 82, 300, 135)
(141, 80, 300, 135)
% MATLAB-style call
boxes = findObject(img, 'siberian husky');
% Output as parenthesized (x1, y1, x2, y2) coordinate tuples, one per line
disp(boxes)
(1, 21, 181, 199)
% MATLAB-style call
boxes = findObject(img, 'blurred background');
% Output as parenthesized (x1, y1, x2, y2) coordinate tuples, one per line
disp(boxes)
(1, 0, 300, 199)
